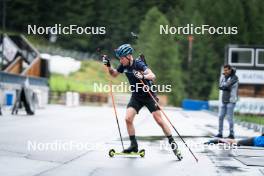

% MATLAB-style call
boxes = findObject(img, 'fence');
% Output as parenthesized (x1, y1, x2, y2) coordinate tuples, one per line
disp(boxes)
(209, 98, 264, 115)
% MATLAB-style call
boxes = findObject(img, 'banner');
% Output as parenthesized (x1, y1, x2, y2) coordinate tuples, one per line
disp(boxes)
(236, 69, 264, 85)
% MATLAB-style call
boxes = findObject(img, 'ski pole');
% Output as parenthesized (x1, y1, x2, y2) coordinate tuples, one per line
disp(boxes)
(97, 48, 125, 150)
(139, 78, 199, 162)
(100, 54, 125, 151)
(108, 79, 125, 151)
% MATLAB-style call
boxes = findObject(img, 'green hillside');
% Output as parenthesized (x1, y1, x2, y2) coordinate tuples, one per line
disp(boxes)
(49, 60, 126, 93)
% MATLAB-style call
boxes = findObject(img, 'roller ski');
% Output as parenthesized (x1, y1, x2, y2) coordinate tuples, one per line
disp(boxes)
(109, 137, 145, 158)
(109, 148, 145, 158)
(172, 145, 183, 161)
(168, 136, 183, 161)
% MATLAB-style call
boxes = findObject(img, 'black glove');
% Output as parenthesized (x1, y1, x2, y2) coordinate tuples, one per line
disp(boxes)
(102, 55, 111, 67)
(133, 70, 144, 79)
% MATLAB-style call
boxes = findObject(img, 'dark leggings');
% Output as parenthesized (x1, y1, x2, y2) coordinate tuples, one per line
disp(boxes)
(237, 137, 255, 146)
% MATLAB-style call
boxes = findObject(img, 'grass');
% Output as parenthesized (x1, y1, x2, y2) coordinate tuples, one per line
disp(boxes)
(235, 114, 264, 125)
(49, 60, 127, 93)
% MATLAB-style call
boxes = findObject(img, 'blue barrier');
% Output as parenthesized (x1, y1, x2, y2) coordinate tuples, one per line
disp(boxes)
(6, 93, 14, 106)
(182, 99, 209, 110)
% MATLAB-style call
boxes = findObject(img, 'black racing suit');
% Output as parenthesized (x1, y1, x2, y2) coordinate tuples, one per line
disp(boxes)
(116, 58, 159, 113)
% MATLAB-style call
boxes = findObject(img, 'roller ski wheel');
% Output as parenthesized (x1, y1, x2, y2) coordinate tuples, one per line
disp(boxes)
(109, 149, 115, 157)
(139, 149, 145, 158)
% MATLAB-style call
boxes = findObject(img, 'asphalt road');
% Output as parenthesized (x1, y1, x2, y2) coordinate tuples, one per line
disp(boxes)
(0, 105, 262, 176)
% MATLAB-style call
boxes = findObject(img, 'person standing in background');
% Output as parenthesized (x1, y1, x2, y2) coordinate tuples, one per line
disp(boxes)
(215, 65, 239, 139)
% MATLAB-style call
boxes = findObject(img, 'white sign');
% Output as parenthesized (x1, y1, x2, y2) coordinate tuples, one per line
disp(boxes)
(236, 69, 264, 84)
(235, 98, 264, 115)
(3, 36, 18, 62)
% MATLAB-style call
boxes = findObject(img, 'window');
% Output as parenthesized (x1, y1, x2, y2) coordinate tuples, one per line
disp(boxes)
(256, 49, 264, 67)
(228, 48, 254, 66)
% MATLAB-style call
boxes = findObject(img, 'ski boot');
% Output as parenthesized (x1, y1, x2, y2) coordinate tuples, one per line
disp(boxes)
(123, 142, 138, 153)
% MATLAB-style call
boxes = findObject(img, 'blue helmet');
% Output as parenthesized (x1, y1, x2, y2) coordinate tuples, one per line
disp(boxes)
(115, 44, 134, 58)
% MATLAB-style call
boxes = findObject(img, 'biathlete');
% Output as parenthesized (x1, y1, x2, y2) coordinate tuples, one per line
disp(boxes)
(102, 44, 182, 158)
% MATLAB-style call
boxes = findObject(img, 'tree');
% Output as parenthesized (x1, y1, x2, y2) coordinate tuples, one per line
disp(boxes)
(173, 8, 218, 100)
(135, 7, 185, 105)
